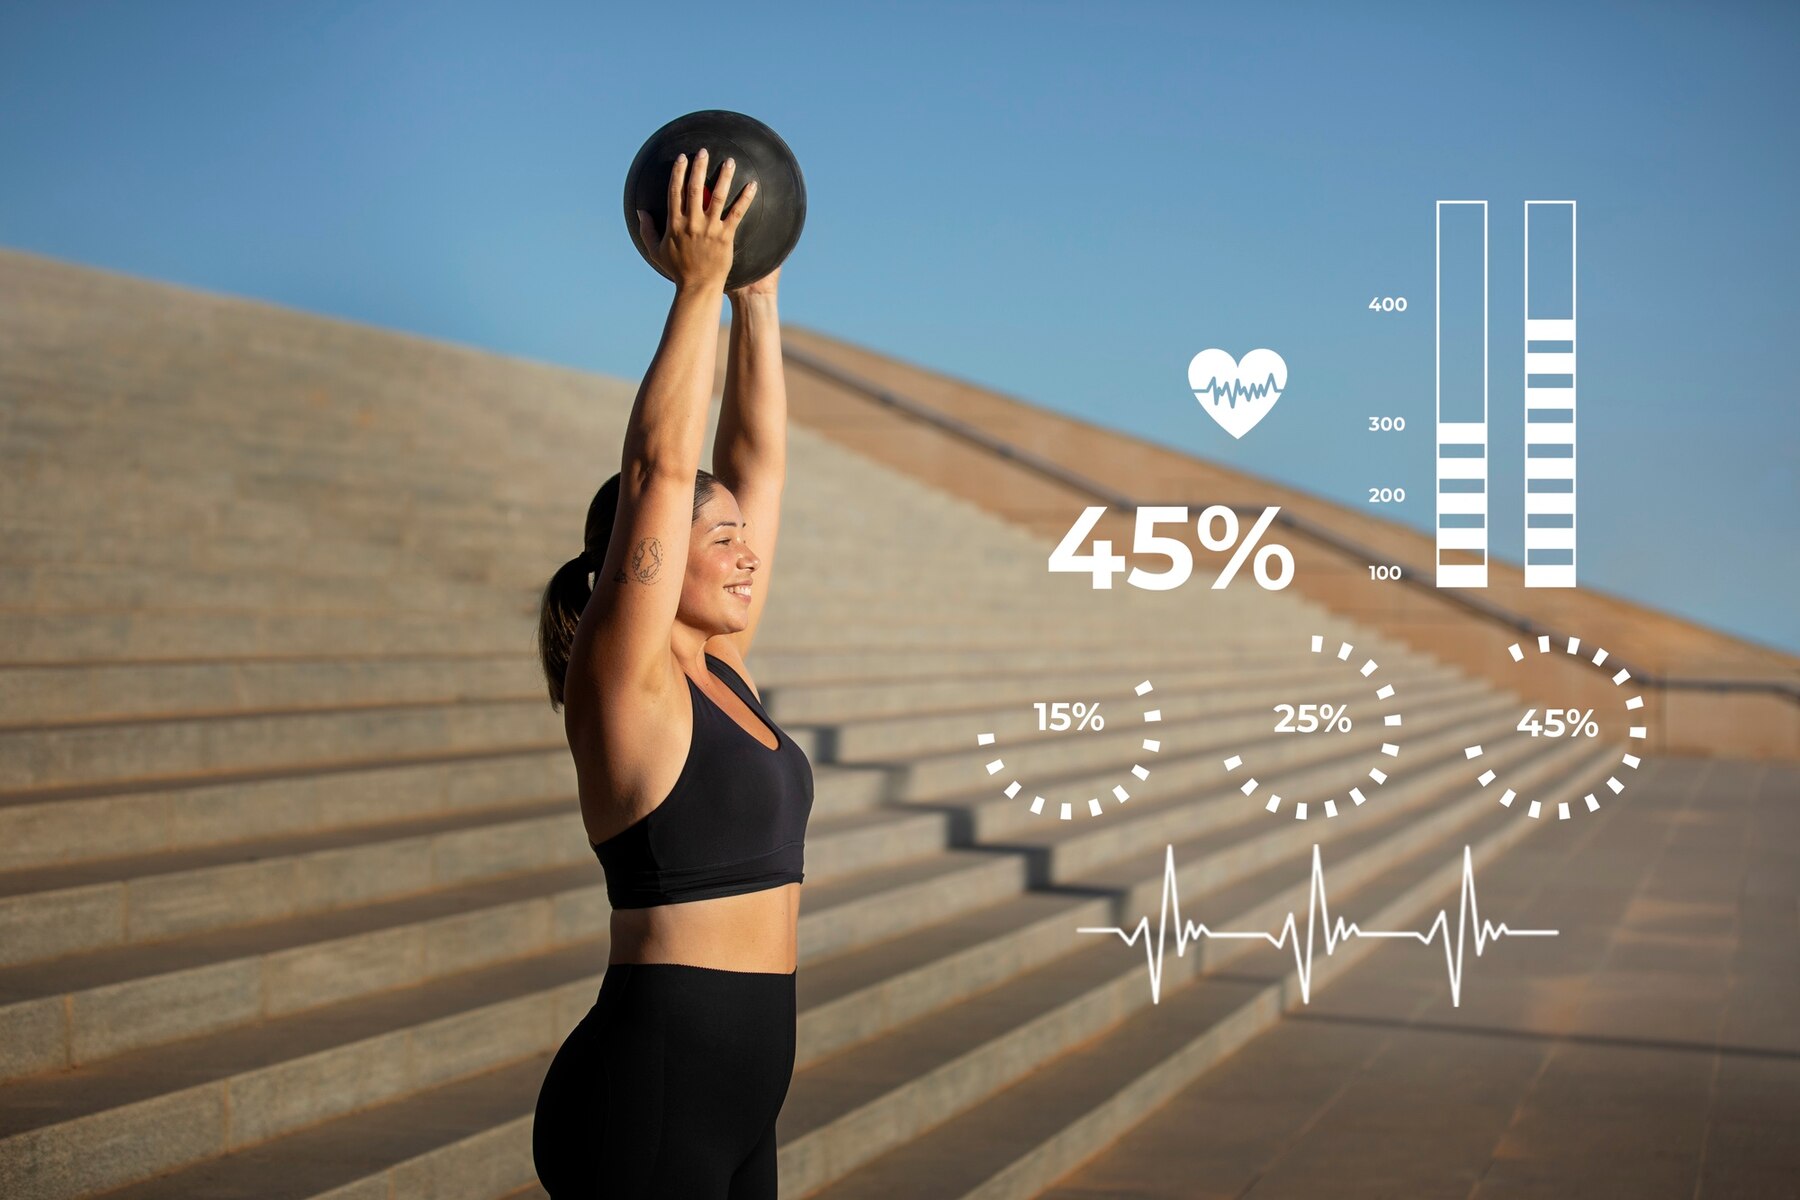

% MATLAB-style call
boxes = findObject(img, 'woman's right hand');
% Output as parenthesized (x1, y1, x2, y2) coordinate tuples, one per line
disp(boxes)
(634, 148, 758, 294)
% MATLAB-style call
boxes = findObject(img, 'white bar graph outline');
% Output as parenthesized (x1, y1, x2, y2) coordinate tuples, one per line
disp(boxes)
(1436, 200, 1487, 588)
(1524, 200, 1577, 588)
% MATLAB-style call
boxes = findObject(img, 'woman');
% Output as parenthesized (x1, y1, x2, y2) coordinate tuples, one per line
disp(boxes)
(531, 148, 813, 1198)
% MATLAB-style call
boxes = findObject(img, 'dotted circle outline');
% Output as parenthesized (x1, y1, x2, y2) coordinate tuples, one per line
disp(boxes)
(1223, 635, 1404, 820)
(1462, 635, 1647, 820)
(975, 680, 1162, 820)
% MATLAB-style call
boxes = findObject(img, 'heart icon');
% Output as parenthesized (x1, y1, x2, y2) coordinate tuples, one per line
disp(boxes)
(1188, 348, 1288, 439)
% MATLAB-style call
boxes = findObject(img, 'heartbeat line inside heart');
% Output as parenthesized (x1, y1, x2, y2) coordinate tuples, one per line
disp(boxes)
(1076, 843, 1558, 1006)
(1191, 371, 1283, 409)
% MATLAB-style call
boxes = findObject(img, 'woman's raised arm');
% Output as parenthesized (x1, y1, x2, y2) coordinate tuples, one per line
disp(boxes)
(578, 151, 757, 706)
(711, 266, 787, 659)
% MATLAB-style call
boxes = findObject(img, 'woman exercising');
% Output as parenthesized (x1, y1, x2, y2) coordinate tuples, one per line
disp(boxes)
(531, 148, 812, 1198)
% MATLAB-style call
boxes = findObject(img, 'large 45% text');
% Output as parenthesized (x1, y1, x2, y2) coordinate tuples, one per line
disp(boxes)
(1049, 506, 1295, 591)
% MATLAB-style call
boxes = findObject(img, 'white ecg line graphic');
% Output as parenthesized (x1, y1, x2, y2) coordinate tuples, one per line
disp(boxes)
(1076, 844, 1558, 1006)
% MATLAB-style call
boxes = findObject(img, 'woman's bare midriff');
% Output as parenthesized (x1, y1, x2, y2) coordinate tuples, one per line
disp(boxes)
(607, 881, 801, 973)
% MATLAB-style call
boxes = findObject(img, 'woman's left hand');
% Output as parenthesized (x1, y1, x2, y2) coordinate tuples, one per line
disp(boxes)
(728, 265, 780, 304)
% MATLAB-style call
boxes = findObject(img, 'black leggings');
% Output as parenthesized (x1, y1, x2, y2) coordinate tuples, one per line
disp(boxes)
(532, 961, 798, 1198)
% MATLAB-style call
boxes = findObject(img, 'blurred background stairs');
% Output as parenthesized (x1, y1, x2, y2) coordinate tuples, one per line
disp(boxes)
(0, 249, 1786, 1199)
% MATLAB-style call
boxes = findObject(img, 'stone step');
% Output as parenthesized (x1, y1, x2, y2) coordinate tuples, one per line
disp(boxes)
(2, 435, 971, 540)
(0, 752, 886, 876)
(0, 745, 580, 872)
(0, 447, 1034, 514)
(0, 838, 1039, 1198)
(0, 504, 1065, 574)
(0, 664, 1497, 1046)
(0, 399, 909, 507)
(0, 571, 1315, 637)
(0, 415, 607, 492)
(787, 708, 1556, 1076)
(0, 471, 1004, 562)
(0, 696, 566, 795)
(0, 601, 1323, 662)
(0, 449, 570, 510)
(777, 723, 1591, 1173)
(798, 739, 1616, 1199)
(0, 551, 1230, 621)
(752, 636, 1415, 686)
(0, 553, 1293, 627)
(0, 467, 1037, 547)
(0, 726, 1605, 1200)
(0, 646, 1423, 800)
(0, 563, 538, 619)
(0, 1054, 548, 1200)
(0, 495, 1058, 575)
(0, 458, 1272, 561)
(0, 525, 429, 579)
(0, 573, 1199, 629)
(0, 837, 1034, 1102)
(0, 804, 944, 1082)
(0, 609, 538, 662)
(0, 401, 1006, 516)
(0, 425, 880, 492)
(1038, 758, 1789, 1200)
(0, 450, 1027, 533)
(0, 643, 1379, 870)
(0, 778, 936, 979)
(0, 520, 1296, 612)
(0, 638, 1383, 727)
(0, 652, 542, 727)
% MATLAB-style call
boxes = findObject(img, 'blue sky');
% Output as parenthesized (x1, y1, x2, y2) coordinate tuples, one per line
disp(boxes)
(3, 0, 1795, 654)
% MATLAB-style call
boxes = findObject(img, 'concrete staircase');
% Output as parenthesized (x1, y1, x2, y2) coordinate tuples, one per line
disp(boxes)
(0, 250, 1618, 1199)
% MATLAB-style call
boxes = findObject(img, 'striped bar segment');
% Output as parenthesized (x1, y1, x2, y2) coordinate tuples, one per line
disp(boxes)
(1436, 200, 1488, 588)
(1525, 201, 1577, 587)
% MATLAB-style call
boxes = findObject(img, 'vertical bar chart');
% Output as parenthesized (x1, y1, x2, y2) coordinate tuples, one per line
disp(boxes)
(1436, 201, 1488, 588)
(1524, 201, 1577, 587)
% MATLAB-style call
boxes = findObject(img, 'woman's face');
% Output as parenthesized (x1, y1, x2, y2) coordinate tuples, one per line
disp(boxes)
(680, 488, 760, 635)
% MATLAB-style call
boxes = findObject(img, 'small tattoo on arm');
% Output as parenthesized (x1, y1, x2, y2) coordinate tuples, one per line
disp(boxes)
(627, 538, 663, 584)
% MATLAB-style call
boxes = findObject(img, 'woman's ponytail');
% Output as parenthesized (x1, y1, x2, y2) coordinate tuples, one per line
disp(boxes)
(537, 549, 597, 710)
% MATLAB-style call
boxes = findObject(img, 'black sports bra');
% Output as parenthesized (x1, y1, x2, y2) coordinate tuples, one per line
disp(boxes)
(591, 652, 814, 909)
